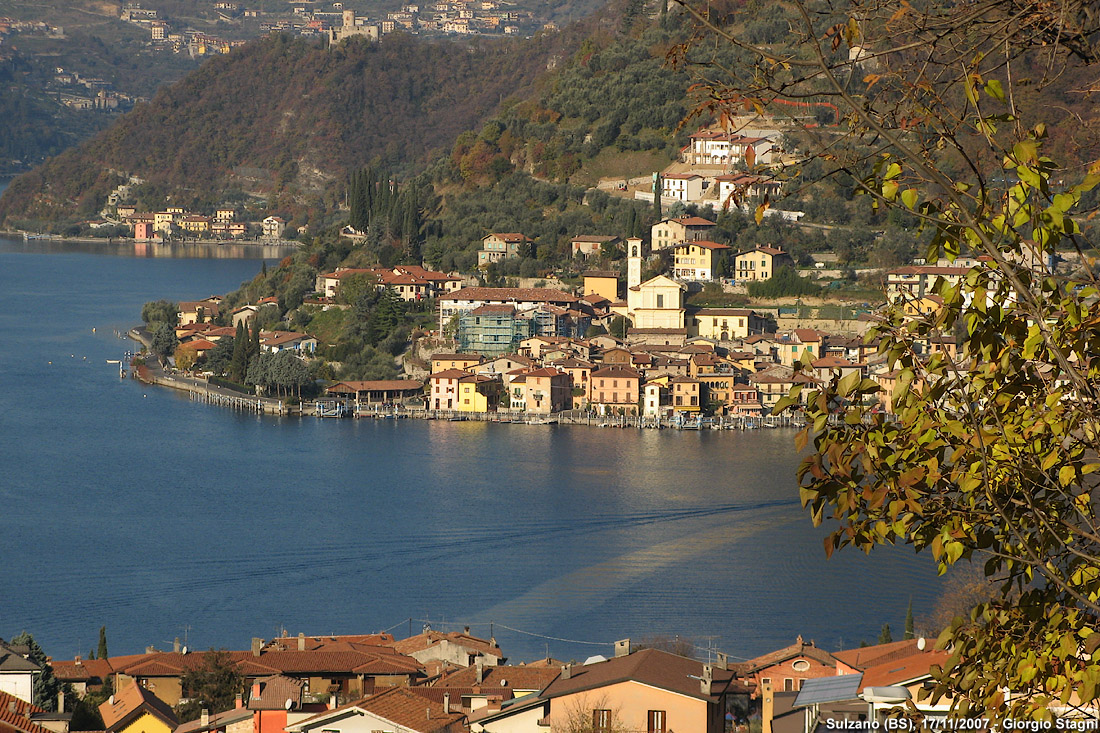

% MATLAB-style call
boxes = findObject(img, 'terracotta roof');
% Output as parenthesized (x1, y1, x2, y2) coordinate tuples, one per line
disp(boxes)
(248, 650, 420, 676)
(174, 706, 252, 733)
(833, 639, 928, 671)
(435, 664, 559, 691)
(591, 366, 642, 379)
(693, 308, 754, 316)
(431, 354, 482, 362)
(181, 338, 217, 351)
(99, 682, 179, 731)
(327, 381, 423, 393)
(293, 687, 464, 733)
(665, 216, 716, 227)
(744, 639, 838, 672)
(522, 368, 566, 378)
(470, 304, 517, 315)
(262, 331, 312, 347)
(488, 233, 531, 242)
(0, 692, 49, 733)
(541, 649, 747, 703)
(390, 631, 502, 660)
(676, 240, 730, 250)
(430, 369, 474, 380)
(442, 287, 578, 303)
(859, 646, 950, 688)
(572, 235, 618, 243)
(248, 674, 304, 711)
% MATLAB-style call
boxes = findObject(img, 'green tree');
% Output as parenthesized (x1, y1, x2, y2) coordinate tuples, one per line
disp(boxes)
(96, 626, 107, 660)
(878, 623, 892, 645)
(11, 632, 62, 711)
(141, 300, 178, 330)
(682, 0, 1100, 719)
(904, 600, 915, 640)
(175, 649, 243, 722)
(150, 324, 179, 362)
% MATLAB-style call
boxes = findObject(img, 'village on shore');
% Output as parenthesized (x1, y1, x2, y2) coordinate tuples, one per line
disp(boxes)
(0, 627, 958, 733)
(158, 210, 969, 423)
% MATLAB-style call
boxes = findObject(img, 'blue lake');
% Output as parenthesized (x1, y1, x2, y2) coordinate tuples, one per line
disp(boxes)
(0, 232, 944, 666)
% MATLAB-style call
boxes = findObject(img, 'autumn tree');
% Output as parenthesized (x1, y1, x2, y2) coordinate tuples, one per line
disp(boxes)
(674, 0, 1100, 721)
(176, 650, 243, 722)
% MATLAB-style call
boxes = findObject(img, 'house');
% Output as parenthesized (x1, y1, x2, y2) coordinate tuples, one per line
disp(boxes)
(750, 366, 816, 409)
(570, 235, 619, 259)
(0, 641, 39, 704)
(178, 299, 222, 326)
(688, 308, 766, 341)
(287, 687, 464, 733)
(670, 376, 702, 412)
(777, 329, 826, 368)
(0, 691, 63, 733)
(245, 675, 310, 733)
(661, 173, 707, 202)
(685, 128, 775, 167)
(134, 221, 156, 241)
(99, 680, 179, 733)
(672, 240, 730, 281)
(178, 215, 211, 234)
(428, 369, 470, 411)
(214, 208, 237, 222)
(173, 706, 251, 733)
(810, 356, 864, 384)
(153, 211, 177, 235)
(582, 271, 620, 302)
(733, 245, 793, 282)
(262, 216, 287, 239)
(260, 332, 317, 355)
(475, 354, 537, 377)
(457, 305, 530, 356)
(430, 354, 482, 373)
(743, 636, 839, 697)
(52, 655, 113, 699)
(885, 265, 969, 303)
(519, 367, 571, 413)
(435, 662, 559, 714)
(390, 630, 503, 669)
(589, 366, 641, 415)
(535, 642, 748, 733)
(455, 374, 503, 412)
(438, 287, 578, 332)
(476, 233, 532, 267)
(650, 216, 717, 251)
(714, 173, 782, 208)
(550, 356, 595, 409)
(643, 381, 670, 417)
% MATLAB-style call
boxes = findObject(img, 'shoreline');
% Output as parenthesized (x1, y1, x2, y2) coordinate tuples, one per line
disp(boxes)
(1, 231, 300, 248)
(128, 327, 794, 429)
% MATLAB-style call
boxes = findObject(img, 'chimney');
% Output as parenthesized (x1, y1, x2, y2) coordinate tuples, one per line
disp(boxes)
(716, 652, 728, 671)
(328, 694, 337, 710)
(145, 646, 156, 654)
(57, 691, 65, 714)
(475, 658, 484, 684)
(614, 639, 630, 658)
(174, 638, 181, 654)
(560, 663, 572, 680)
(298, 633, 305, 651)
(443, 693, 450, 713)
(463, 626, 470, 635)
(235, 694, 243, 710)
(700, 664, 713, 696)
(251, 682, 261, 702)
(200, 709, 209, 728)
(75, 655, 82, 666)
(251, 638, 262, 657)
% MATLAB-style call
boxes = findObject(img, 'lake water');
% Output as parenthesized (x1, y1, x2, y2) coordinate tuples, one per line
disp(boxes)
(0, 229, 945, 667)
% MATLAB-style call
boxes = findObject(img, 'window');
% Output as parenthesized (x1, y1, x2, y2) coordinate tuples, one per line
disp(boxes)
(792, 660, 811, 672)
(593, 710, 612, 733)
(784, 678, 794, 691)
(657, 294, 664, 308)
(761, 677, 772, 686)
(648, 710, 667, 733)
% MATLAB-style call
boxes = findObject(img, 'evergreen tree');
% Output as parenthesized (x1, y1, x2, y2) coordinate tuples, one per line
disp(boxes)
(878, 623, 892, 645)
(12, 632, 62, 711)
(229, 321, 248, 383)
(249, 319, 261, 361)
(904, 600, 914, 640)
(97, 626, 108, 660)
(652, 173, 662, 221)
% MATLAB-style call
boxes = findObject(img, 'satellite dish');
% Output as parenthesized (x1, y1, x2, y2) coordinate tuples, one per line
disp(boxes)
(182, 646, 188, 655)
(916, 637, 926, 651)
(285, 699, 293, 710)
(499, 680, 507, 687)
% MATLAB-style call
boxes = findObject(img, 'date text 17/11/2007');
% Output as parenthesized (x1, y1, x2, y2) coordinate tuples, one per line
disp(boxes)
(825, 720, 1098, 732)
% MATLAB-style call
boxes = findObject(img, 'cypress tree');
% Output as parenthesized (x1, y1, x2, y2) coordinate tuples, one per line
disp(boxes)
(653, 173, 662, 221)
(250, 319, 261, 361)
(229, 321, 248, 383)
(878, 623, 893, 644)
(904, 599, 915, 639)
(97, 626, 108, 660)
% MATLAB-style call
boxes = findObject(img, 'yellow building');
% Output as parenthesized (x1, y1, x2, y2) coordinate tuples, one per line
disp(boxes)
(688, 308, 763, 341)
(178, 215, 211, 234)
(671, 376, 702, 412)
(456, 374, 501, 412)
(100, 681, 179, 733)
(673, 240, 730, 281)
(733, 245, 793, 282)
(627, 274, 685, 330)
(153, 211, 178, 234)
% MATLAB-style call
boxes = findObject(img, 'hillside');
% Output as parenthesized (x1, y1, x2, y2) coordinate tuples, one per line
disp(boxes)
(0, 29, 581, 228)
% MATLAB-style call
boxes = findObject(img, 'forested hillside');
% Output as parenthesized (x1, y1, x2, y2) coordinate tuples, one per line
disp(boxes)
(0, 29, 582, 227)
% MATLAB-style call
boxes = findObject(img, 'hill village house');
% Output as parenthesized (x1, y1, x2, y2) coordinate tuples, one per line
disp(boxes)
(6, 625, 1080, 733)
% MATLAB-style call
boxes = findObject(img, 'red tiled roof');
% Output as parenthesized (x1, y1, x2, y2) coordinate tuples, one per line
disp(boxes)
(435, 664, 558, 691)
(591, 366, 642, 379)
(390, 631, 502, 659)
(442, 287, 578, 303)
(0, 691, 49, 733)
(99, 681, 179, 731)
(327, 381, 423, 393)
(248, 674, 304, 711)
(293, 688, 464, 733)
(429, 369, 473, 380)
(541, 649, 747, 703)
(676, 240, 730, 250)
